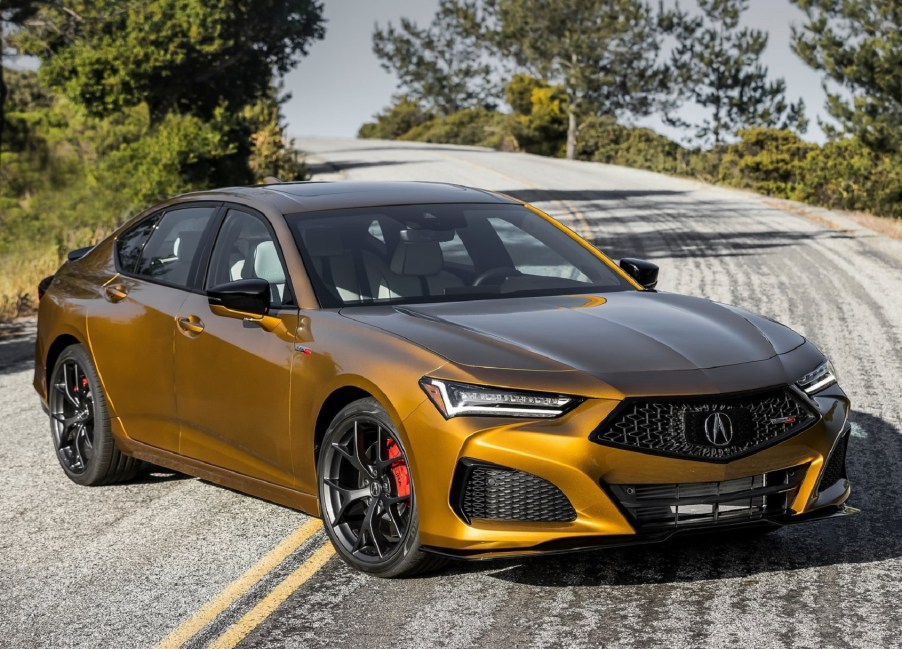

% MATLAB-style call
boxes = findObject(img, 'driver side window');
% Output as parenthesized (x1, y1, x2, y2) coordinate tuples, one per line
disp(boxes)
(206, 209, 293, 307)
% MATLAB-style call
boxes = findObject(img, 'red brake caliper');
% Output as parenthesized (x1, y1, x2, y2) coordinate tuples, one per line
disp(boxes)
(384, 439, 410, 498)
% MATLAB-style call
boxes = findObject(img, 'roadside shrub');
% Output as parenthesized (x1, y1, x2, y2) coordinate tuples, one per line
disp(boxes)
(506, 80, 568, 156)
(400, 108, 509, 147)
(797, 139, 902, 217)
(358, 97, 434, 140)
(716, 128, 816, 197)
(575, 116, 688, 174)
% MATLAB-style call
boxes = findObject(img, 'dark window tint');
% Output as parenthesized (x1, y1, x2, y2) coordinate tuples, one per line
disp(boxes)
(116, 213, 161, 273)
(136, 206, 215, 287)
(487, 217, 590, 282)
(207, 210, 292, 306)
(287, 203, 631, 308)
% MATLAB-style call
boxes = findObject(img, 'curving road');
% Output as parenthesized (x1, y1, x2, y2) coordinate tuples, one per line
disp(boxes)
(2, 137, 901, 649)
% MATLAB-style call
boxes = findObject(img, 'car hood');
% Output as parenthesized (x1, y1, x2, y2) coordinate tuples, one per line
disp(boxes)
(340, 292, 807, 379)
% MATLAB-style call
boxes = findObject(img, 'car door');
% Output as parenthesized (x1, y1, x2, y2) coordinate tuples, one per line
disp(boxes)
(173, 206, 299, 487)
(88, 203, 220, 452)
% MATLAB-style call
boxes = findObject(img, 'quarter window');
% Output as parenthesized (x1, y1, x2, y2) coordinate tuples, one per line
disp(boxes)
(116, 213, 161, 274)
(135, 206, 216, 288)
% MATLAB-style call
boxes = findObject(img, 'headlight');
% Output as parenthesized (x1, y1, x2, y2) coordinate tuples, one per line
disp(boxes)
(797, 360, 837, 394)
(419, 378, 581, 418)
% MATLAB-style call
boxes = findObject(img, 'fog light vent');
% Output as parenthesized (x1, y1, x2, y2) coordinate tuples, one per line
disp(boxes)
(457, 462, 576, 523)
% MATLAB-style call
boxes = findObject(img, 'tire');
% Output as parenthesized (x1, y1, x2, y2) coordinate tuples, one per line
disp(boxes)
(48, 344, 140, 486)
(317, 398, 447, 578)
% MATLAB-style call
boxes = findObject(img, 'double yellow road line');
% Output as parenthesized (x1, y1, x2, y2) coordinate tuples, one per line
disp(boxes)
(154, 519, 334, 649)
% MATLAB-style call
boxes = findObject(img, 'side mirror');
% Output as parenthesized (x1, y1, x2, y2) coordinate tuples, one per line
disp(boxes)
(207, 278, 271, 319)
(619, 258, 659, 290)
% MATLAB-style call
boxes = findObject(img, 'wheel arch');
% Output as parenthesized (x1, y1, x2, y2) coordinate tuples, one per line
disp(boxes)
(45, 333, 83, 390)
(312, 385, 374, 470)
(310, 374, 421, 474)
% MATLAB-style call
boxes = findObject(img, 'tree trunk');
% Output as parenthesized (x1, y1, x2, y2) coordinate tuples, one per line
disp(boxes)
(566, 106, 577, 160)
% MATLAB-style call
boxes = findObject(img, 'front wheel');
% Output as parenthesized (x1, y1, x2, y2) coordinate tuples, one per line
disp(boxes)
(317, 398, 446, 577)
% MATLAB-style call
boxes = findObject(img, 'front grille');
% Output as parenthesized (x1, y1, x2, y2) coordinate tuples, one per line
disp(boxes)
(591, 387, 818, 462)
(456, 462, 576, 523)
(608, 465, 806, 530)
(818, 432, 849, 492)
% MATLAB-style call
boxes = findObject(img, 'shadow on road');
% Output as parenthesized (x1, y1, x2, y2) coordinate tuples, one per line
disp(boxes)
(593, 227, 855, 261)
(501, 189, 688, 203)
(496, 187, 854, 261)
(0, 337, 35, 376)
(470, 410, 897, 587)
(306, 159, 427, 176)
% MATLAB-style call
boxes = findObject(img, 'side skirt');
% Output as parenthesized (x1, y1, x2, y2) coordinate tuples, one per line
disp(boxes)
(116, 433, 320, 517)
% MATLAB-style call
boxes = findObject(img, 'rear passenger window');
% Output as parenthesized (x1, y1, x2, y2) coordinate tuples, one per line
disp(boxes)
(135, 206, 216, 287)
(116, 213, 161, 273)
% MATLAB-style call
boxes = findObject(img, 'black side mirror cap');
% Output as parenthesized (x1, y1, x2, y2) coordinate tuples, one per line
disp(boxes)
(207, 278, 271, 318)
(619, 258, 659, 290)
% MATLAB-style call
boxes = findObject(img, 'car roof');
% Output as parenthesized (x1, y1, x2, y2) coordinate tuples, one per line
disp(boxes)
(175, 181, 520, 215)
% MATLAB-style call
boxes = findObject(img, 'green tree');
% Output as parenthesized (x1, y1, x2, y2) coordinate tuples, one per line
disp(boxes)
(373, 0, 496, 115)
(791, 0, 902, 154)
(15, 0, 325, 122)
(482, 0, 669, 159)
(12, 0, 324, 189)
(1, 0, 39, 148)
(668, 0, 807, 145)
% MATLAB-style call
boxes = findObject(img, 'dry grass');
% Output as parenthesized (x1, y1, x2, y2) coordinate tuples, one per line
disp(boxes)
(0, 246, 63, 322)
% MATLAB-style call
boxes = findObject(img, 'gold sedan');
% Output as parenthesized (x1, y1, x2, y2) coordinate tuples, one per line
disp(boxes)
(34, 181, 854, 577)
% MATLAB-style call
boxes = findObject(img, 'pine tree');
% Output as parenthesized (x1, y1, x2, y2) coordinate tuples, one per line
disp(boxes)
(483, 0, 669, 159)
(669, 0, 808, 145)
(373, 0, 496, 116)
(791, 0, 902, 154)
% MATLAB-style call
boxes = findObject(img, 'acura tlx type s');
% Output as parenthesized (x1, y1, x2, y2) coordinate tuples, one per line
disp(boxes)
(34, 181, 855, 577)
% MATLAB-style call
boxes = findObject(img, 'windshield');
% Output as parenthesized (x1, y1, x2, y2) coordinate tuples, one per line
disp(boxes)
(287, 203, 633, 307)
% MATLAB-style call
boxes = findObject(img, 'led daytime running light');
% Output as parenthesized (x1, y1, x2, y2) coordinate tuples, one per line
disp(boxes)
(797, 361, 837, 395)
(420, 379, 577, 418)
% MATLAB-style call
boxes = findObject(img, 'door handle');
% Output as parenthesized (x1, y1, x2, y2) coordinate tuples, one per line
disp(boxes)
(176, 315, 205, 335)
(104, 285, 128, 303)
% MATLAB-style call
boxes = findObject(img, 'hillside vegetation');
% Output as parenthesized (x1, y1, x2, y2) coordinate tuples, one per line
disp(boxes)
(363, 0, 901, 220)
(0, 0, 325, 320)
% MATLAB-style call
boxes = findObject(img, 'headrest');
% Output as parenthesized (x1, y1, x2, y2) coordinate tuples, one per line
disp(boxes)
(254, 241, 286, 284)
(173, 230, 203, 258)
(302, 227, 343, 257)
(391, 240, 443, 276)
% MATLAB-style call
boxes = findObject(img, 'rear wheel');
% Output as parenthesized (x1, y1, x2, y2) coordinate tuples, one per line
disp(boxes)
(317, 398, 447, 577)
(48, 344, 139, 485)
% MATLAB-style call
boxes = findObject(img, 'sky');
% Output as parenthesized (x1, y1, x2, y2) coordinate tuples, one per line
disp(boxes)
(284, 0, 833, 144)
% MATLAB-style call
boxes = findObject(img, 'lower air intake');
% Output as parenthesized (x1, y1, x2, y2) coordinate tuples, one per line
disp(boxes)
(819, 432, 849, 492)
(457, 462, 576, 523)
(607, 465, 807, 530)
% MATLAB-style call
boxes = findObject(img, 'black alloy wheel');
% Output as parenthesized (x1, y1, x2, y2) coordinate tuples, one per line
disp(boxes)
(48, 345, 139, 485)
(50, 356, 95, 475)
(318, 398, 446, 577)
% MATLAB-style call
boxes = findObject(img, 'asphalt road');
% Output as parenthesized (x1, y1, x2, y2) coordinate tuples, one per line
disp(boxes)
(2, 137, 901, 649)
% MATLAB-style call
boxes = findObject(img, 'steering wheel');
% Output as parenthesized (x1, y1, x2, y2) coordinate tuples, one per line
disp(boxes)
(472, 266, 520, 287)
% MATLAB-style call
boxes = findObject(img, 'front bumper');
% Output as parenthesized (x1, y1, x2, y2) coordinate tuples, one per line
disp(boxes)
(402, 383, 852, 559)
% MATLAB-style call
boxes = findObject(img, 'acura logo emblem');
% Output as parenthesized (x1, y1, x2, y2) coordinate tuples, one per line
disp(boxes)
(704, 412, 734, 446)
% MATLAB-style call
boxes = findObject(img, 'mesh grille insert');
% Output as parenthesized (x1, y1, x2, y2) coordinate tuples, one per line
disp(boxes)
(591, 387, 818, 461)
(458, 464, 576, 523)
(608, 465, 807, 530)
